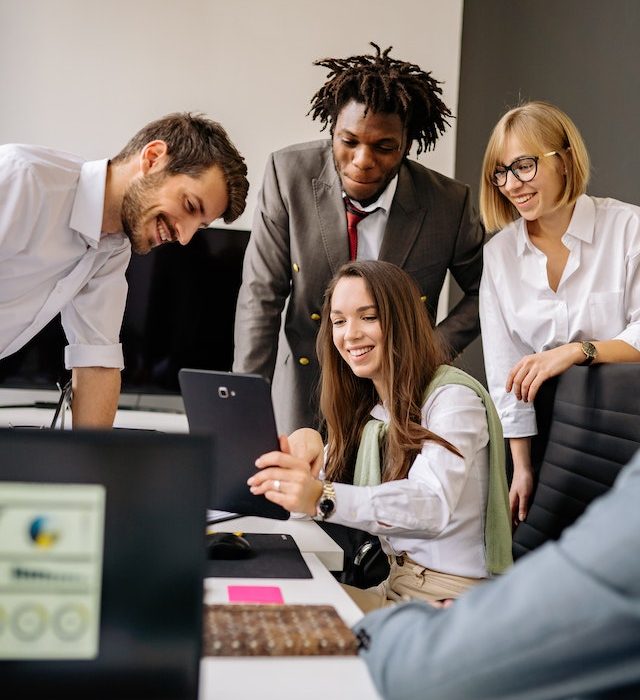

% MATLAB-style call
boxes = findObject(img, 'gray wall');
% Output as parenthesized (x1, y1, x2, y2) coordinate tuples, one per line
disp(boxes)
(452, 0, 640, 384)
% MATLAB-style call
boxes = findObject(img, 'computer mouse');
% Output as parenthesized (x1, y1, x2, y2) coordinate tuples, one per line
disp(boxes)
(206, 532, 253, 560)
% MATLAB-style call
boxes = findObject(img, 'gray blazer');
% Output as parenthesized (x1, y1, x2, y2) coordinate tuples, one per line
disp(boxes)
(355, 450, 640, 700)
(233, 140, 484, 433)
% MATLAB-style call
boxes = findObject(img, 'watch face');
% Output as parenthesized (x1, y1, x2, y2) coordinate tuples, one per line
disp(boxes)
(319, 498, 334, 516)
(581, 341, 597, 365)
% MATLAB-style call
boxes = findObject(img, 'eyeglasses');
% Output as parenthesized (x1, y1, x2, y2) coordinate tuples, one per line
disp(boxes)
(490, 151, 557, 187)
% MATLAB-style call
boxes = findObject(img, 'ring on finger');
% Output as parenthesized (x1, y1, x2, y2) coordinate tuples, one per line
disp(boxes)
(273, 479, 281, 492)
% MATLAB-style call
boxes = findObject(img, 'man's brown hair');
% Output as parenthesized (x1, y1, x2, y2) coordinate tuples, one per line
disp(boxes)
(112, 112, 248, 223)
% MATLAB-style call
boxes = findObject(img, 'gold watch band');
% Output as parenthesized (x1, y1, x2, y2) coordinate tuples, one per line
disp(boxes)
(316, 481, 336, 521)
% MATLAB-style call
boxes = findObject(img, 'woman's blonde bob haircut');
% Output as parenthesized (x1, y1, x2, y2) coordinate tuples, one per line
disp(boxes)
(479, 101, 590, 232)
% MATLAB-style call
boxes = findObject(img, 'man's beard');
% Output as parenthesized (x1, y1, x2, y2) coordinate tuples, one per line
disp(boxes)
(121, 172, 175, 255)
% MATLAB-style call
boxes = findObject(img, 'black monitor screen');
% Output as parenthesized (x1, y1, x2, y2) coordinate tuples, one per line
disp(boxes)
(0, 427, 211, 699)
(0, 227, 249, 399)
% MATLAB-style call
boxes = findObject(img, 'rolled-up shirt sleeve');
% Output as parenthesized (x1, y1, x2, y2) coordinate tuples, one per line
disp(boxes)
(328, 384, 489, 538)
(614, 247, 640, 351)
(62, 238, 131, 369)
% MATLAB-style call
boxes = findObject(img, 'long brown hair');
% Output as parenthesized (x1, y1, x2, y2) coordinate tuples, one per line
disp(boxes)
(317, 261, 459, 484)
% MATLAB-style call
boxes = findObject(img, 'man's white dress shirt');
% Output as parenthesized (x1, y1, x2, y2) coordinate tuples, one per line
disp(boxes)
(480, 194, 640, 438)
(328, 383, 490, 579)
(343, 174, 398, 261)
(0, 144, 131, 369)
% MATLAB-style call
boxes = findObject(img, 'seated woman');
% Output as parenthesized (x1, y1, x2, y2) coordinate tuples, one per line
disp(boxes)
(248, 260, 511, 612)
(479, 101, 640, 525)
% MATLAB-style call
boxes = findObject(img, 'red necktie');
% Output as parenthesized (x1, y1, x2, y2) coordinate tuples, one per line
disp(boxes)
(344, 199, 373, 260)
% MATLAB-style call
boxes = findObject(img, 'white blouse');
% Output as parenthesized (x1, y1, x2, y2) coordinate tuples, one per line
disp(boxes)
(480, 195, 640, 438)
(328, 383, 490, 579)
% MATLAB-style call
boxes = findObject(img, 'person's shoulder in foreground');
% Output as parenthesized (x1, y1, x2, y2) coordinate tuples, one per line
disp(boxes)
(354, 449, 640, 700)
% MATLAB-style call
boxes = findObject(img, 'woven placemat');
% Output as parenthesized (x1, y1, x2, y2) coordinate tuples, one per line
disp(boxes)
(203, 604, 358, 656)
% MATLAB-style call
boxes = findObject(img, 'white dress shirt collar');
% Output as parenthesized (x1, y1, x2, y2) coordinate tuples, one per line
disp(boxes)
(342, 175, 399, 260)
(515, 194, 595, 257)
(343, 173, 398, 214)
(564, 194, 596, 244)
(370, 403, 386, 420)
(69, 158, 109, 249)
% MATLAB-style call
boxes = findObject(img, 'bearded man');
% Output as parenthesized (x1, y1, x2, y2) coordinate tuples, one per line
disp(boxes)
(0, 112, 248, 426)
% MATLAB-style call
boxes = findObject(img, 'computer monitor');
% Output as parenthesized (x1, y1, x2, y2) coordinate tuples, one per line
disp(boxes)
(0, 428, 211, 699)
(0, 226, 250, 411)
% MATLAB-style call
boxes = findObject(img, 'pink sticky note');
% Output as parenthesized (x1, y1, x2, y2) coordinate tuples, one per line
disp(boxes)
(227, 585, 284, 604)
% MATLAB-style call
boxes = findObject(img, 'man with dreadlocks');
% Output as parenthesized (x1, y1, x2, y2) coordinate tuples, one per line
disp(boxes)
(234, 43, 484, 435)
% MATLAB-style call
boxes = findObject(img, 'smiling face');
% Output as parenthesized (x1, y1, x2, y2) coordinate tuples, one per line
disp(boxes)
(332, 100, 407, 206)
(121, 164, 228, 255)
(498, 134, 568, 231)
(330, 275, 386, 399)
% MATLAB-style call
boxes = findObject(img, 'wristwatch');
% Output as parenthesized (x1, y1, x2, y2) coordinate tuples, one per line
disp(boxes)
(315, 481, 336, 521)
(579, 340, 597, 366)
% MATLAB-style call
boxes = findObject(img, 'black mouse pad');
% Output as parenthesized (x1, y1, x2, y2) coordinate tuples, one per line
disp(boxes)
(204, 533, 312, 579)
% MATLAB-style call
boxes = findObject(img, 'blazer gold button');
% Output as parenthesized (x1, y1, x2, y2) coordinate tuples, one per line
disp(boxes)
(293, 263, 300, 272)
(299, 357, 310, 366)
(420, 295, 427, 303)
(310, 313, 320, 321)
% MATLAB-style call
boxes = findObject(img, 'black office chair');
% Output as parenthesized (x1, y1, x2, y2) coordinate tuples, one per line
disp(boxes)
(513, 363, 640, 559)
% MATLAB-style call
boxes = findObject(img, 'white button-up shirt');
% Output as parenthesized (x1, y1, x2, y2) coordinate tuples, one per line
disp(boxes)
(480, 194, 640, 438)
(329, 383, 490, 578)
(0, 144, 131, 369)
(343, 174, 398, 261)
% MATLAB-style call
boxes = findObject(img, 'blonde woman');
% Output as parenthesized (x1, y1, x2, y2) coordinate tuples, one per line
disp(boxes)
(479, 101, 640, 525)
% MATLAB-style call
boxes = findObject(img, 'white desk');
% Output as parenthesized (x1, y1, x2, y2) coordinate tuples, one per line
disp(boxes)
(199, 553, 381, 700)
(220, 515, 344, 572)
(0, 401, 377, 697)
(0, 405, 188, 432)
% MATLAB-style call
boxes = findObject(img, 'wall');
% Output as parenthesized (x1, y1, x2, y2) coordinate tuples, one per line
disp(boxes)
(0, 0, 464, 231)
(454, 0, 640, 383)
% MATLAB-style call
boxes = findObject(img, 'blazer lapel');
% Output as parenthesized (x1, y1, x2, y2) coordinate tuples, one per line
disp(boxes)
(378, 162, 427, 267)
(313, 150, 349, 275)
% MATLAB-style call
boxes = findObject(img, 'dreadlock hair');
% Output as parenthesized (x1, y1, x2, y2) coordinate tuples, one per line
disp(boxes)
(308, 42, 452, 155)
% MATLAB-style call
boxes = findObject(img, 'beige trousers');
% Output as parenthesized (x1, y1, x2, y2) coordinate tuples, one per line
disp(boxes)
(343, 555, 486, 613)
